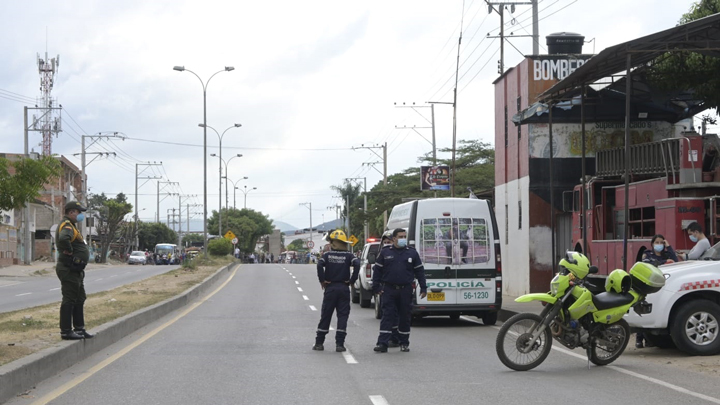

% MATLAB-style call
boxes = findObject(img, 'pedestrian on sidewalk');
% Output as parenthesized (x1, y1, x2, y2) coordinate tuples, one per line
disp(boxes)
(55, 201, 94, 340)
(313, 230, 360, 352)
(372, 228, 427, 353)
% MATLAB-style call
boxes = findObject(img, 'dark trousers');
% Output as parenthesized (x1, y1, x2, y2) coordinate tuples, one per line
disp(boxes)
(377, 285, 412, 346)
(56, 268, 87, 332)
(316, 283, 351, 345)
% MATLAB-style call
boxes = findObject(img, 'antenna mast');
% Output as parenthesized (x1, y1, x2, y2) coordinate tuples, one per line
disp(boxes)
(36, 50, 62, 155)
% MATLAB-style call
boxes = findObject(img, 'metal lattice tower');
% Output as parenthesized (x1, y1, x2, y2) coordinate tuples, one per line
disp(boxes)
(35, 51, 62, 156)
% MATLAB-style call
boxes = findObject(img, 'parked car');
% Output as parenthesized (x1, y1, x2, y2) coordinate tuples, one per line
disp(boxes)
(128, 251, 147, 265)
(626, 242, 720, 355)
(352, 239, 382, 309)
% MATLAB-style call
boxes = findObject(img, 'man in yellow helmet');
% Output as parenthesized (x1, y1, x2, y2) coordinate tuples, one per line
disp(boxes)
(313, 229, 360, 352)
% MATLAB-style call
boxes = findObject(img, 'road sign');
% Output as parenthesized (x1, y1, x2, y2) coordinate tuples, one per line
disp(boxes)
(231, 237, 238, 245)
(307, 241, 315, 249)
(348, 235, 359, 246)
(224, 230, 237, 240)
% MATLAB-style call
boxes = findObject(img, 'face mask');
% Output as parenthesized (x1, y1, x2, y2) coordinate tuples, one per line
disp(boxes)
(653, 244, 664, 252)
(397, 238, 408, 248)
(76, 213, 86, 223)
(690, 234, 698, 243)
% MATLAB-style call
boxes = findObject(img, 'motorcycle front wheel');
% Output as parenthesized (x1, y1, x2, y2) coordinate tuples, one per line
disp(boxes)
(496, 312, 553, 371)
(590, 318, 630, 366)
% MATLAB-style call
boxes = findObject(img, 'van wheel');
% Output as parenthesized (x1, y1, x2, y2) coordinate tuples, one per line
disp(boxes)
(670, 300, 720, 356)
(359, 287, 372, 308)
(482, 312, 498, 326)
(351, 285, 359, 304)
(374, 294, 383, 319)
(449, 314, 460, 321)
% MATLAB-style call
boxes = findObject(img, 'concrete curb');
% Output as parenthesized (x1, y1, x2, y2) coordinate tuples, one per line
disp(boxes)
(0, 262, 238, 403)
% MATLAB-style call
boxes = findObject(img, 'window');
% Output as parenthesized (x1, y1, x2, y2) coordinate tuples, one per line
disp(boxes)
(518, 200, 522, 229)
(504, 106, 509, 146)
(419, 217, 489, 267)
(517, 96, 522, 139)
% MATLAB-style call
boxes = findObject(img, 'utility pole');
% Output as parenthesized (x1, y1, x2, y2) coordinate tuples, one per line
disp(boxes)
(394, 102, 436, 163)
(354, 143, 387, 228)
(178, 195, 197, 247)
(157, 181, 179, 223)
(135, 162, 163, 251)
(299, 202, 313, 250)
(485, 1, 538, 74)
(346, 177, 368, 241)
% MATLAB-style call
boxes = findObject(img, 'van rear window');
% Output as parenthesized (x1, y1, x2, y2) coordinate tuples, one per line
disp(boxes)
(419, 217, 490, 266)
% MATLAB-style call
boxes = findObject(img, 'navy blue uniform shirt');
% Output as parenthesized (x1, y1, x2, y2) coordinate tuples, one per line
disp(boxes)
(372, 245, 427, 293)
(317, 250, 360, 284)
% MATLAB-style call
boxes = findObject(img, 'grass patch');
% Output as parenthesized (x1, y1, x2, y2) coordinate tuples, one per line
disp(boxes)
(0, 256, 235, 367)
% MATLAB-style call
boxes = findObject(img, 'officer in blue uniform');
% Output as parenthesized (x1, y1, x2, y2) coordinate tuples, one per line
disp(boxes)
(313, 230, 360, 352)
(379, 231, 402, 347)
(372, 228, 427, 352)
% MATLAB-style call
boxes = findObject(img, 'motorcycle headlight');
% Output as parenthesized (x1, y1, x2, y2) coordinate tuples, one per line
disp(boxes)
(550, 274, 560, 295)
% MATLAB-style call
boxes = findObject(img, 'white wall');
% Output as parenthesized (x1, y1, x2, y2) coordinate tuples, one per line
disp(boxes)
(496, 176, 530, 297)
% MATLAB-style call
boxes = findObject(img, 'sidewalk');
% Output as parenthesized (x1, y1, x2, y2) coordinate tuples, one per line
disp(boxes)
(498, 293, 543, 321)
(0, 261, 116, 278)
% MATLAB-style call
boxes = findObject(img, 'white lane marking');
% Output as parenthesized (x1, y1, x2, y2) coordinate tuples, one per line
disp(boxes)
(15, 293, 32, 297)
(330, 326, 335, 331)
(110, 275, 118, 278)
(303, 295, 309, 301)
(488, 321, 720, 404)
(309, 305, 317, 311)
(342, 350, 358, 364)
(295, 281, 300, 285)
(369, 395, 390, 405)
(49, 287, 60, 291)
(0, 282, 25, 288)
(297, 287, 303, 292)
(96, 278, 103, 281)
(292, 276, 296, 279)
(289, 273, 293, 276)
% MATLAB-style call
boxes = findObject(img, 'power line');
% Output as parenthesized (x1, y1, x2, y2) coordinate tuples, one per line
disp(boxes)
(122, 136, 355, 151)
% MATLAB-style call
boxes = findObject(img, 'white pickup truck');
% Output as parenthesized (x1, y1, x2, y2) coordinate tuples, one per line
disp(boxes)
(626, 242, 720, 355)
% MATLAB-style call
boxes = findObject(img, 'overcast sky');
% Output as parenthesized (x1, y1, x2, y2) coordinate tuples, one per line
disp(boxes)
(0, 0, 713, 231)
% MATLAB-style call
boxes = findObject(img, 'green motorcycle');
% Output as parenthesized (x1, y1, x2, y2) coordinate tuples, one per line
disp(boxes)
(496, 252, 665, 371)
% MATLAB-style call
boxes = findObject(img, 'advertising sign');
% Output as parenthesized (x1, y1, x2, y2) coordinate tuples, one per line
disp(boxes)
(421, 166, 450, 191)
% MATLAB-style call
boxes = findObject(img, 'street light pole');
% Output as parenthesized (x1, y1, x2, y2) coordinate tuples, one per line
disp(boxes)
(173, 65, 235, 256)
(204, 124, 241, 237)
(300, 202, 312, 250)
(230, 177, 249, 209)
(241, 185, 257, 209)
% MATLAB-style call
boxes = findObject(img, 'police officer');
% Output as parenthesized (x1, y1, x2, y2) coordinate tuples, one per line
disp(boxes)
(55, 201, 94, 340)
(313, 230, 360, 352)
(379, 230, 401, 348)
(372, 228, 427, 352)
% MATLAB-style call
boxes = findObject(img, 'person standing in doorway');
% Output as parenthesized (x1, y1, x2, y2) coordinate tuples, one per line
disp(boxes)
(55, 201, 94, 340)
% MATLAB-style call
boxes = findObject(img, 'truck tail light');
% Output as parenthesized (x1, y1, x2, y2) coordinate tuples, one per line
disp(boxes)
(495, 242, 502, 274)
(366, 263, 372, 278)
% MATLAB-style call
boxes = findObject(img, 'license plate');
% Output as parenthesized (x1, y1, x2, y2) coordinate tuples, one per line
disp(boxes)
(427, 292, 445, 301)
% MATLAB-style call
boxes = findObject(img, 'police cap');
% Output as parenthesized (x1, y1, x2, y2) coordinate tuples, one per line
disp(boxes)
(64, 201, 87, 212)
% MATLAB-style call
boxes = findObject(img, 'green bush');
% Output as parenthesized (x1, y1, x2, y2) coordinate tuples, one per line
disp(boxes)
(207, 238, 233, 256)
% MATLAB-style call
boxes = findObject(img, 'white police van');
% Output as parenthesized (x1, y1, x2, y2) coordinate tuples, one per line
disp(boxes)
(384, 197, 502, 325)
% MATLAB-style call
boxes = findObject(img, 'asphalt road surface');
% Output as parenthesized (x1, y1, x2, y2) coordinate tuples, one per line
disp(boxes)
(0, 264, 180, 314)
(10, 263, 720, 405)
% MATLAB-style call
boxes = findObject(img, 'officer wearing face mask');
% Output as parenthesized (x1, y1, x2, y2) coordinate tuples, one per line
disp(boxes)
(55, 201, 93, 340)
(372, 228, 427, 353)
(379, 230, 401, 347)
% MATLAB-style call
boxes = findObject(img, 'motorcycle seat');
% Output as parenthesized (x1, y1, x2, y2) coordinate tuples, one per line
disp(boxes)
(592, 292, 635, 311)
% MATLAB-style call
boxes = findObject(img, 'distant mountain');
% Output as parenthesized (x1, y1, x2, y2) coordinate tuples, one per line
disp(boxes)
(272, 220, 299, 233)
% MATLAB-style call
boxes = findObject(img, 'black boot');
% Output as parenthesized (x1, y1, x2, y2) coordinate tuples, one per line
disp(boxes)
(60, 304, 83, 340)
(73, 305, 93, 338)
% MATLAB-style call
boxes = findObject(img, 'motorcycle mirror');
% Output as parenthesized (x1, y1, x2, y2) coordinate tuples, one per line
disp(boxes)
(588, 265, 599, 274)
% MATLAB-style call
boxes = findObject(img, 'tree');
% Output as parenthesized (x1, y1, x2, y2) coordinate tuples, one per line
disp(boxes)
(287, 238, 308, 252)
(182, 233, 204, 247)
(649, 0, 720, 111)
(89, 193, 133, 263)
(207, 208, 274, 254)
(138, 222, 178, 251)
(207, 238, 233, 256)
(330, 181, 364, 244)
(0, 155, 61, 210)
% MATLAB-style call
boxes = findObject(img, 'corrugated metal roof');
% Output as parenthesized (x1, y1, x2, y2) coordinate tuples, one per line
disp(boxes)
(539, 12, 720, 101)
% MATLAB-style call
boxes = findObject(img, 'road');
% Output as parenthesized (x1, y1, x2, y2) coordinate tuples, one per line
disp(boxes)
(0, 264, 180, 314)
(10, 263, 720, 405)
